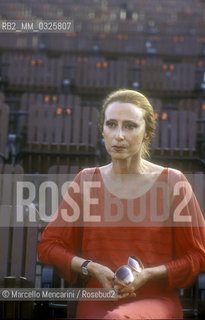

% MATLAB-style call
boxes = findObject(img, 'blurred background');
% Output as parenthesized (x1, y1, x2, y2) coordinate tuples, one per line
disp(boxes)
(0, 0, 205, 319)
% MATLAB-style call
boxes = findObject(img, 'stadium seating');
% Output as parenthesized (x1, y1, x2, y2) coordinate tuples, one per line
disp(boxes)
(21, 97, 100, 172)
(0, 164, 39, 319)
(1, 53, 62, 91)
(0, 102, 9, 161)
(151, 110, 198, 158)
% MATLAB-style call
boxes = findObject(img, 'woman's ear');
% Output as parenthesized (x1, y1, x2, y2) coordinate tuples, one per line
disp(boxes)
(143, 132, 149, 141)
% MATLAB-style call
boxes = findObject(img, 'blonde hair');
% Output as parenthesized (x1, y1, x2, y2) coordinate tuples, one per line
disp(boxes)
(99, 89, 155, 159)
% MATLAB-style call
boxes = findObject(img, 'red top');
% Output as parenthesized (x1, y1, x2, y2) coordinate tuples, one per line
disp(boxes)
(38, 167, 205, 317)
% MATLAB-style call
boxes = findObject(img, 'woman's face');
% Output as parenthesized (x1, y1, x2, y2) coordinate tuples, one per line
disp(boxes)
(102, 101, 147, 160)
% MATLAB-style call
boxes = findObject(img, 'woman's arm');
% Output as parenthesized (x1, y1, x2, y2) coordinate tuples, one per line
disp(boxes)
(115, 172, 205, 298)
(71, 256, 115, 289)
(164, 172, 205, 289)
(38, 168, 116, 287)
(38, 171, 83, 283)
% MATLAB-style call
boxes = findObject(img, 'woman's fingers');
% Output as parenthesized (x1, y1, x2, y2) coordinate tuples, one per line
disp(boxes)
(119, 284, 135, 293)
(117, 292, 130, 299)
(94, 264, 116, 289)
(117, 291, 136, 299)
(113, 277, 128, 288)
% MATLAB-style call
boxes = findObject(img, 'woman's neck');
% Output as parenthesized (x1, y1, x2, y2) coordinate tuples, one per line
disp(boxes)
(111, 157, 147, 174)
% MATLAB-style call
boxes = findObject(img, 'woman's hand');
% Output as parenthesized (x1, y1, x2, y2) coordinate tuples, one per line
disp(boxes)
(88, 264, 150, 299)
(114, 265, 168, 300)
(113, 277, 136, 299)
(113, 268, 151, 300)
(87, 262, 115, 289)
(88, 262, 137, 299)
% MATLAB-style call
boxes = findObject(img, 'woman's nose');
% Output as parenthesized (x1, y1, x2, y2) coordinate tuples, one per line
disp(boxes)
(115, 126, 124, 140)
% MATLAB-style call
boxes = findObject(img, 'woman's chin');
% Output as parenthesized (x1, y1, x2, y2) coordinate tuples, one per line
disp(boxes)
(110, 153, 128, 160)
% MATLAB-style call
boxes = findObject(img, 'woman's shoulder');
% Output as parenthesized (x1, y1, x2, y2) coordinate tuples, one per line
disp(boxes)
(98, 164, 111, 175)
(142, 160, 165, 174)
(79, 167, 98, 178)
(144, 161, 163, 172)
(143, 160, 182, 177)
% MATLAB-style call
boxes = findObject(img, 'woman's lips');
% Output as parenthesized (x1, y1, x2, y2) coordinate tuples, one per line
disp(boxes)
(112, 146, 126, 151)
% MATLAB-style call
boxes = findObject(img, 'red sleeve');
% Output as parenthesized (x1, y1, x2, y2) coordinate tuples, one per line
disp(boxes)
(38, 170, 83, 283)
(165, 171, 205, 289)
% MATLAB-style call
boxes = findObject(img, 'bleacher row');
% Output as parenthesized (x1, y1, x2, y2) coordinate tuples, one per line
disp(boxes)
(1, 0, 205, 57)
(1, 0, 205, 37)
(1, 33, 205, 56)
(1, 53, 205, 93)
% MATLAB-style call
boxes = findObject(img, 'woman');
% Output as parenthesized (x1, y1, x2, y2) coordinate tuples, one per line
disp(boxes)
(38, 89, 205, 319)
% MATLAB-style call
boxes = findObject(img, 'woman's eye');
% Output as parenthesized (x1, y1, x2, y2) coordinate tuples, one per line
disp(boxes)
(106, 121, 116, 128)
(125, 123, 136, 129)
